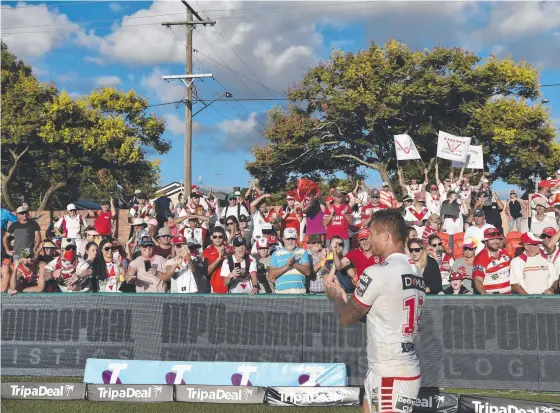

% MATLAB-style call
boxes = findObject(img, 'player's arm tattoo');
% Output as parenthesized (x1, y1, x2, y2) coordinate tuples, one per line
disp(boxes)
(333, 296, 369, 327)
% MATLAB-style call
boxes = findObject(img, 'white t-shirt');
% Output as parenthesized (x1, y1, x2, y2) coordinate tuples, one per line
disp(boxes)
(251, 211, 269, 242)
(220, 203, 249, 222)
(166, 257, 198, 293)
(510, 253, 555, 294)
(353, 253, 425, 378)
(438, 182, 459, 199)
(54, 214, 86, 239)
(403, 206, 431, 238)
(529, 216, 558, 236)
(425, 193, 442, 216)
(465, 223, 494, 255)
(220, 255, 257, 294)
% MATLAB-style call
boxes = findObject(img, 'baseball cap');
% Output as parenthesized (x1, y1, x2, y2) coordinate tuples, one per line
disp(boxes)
(510, 190, 517, 195)
(172, 236, 187, 245)
(462, 237, 477, 249)
(382, 181, 389, 187)
(139, 236, 155, 247)
(474, 209, 485, 217)
(256, 237, 269, 249)
(481, 178, 489, 184)
(147, 218, 159, 227)
(16, 205, 28, 214)
(61, 238, 76, 249)
(42, 241, 57, 249)
(20, 248, 34, 259)
(67, 203, 77, 211)
(239, 214, 248, 222)
(430, 185, 438, 190)
(137, 193, 148, 200)
(325, 196, 334, 204)
(521, 232, 542, 245)
(533, 197, 549, 208)
(232, 236, 246, 247)
(131, 218, 147, 226)
(267, 234, 279, 245)
(542, 227, 557, 237)
(482, 227, 501, 241)
(187, 238, 202, 248)
(134, 189, 142, 195)
(228, 192, 236, 200)
(449, 272, 463, 282)
(85, 229, 100, 236)
(307, 233, 323, 244)
(358, 227, 370, 240)
(286, 194, 295, 201)
(370, 189, 380, 197)
(234, 191, 241, 196)
(402, 195, 413, 203)
(283, 227, 298, 239)
(414, 192, 426, 201)
(100, 199, 110, 205)
(538, 180, 552, 188)
(156, 227, 172, 238)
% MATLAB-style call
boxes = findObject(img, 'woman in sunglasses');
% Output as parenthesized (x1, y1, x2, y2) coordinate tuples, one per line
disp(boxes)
(427, 233, 454, 290)
(451, 237, 477, 291)
(407, 238, 442, 294)
(224, 216, 242, 246)
(90, 239, 126, 292)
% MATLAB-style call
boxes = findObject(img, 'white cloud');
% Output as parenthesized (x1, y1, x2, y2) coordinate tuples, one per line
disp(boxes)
(95, 76, 122, 87)
(84, 56, 105, 65)
(109, 2, 124, 13)
(164, 113, 184, 135)
(1, 3, 81, 57)
(140, 66, 185, 103)
(215, 112, 266, 152)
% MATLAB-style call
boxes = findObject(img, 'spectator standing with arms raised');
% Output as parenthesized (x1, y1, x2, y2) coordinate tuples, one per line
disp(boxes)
(379, 181, 397, 209)
(404, 192, 430, 238)
(473, 227, 512, 294)
(324, 189, 353, 254)
(86, 199, 116, 237)
(324, 209, 425, 413)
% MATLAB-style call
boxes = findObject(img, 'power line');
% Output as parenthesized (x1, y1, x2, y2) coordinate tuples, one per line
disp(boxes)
(0, 1, 101, 10)
(542, 83, 560, 87)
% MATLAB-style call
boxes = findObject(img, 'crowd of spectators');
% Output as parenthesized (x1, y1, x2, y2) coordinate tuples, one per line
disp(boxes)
(2, 168, 560, 296)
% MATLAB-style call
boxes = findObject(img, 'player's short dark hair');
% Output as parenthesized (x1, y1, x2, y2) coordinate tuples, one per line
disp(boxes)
(427, 233, 441, 244)
(369, 209, 407, 245)
(212, 226, 226, 236)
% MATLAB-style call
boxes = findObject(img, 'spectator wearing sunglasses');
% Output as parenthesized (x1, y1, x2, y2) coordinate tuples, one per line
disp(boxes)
(90, 239, 126, 293)
(164, 236, 200, 293)
(268, 227, 311, 294)
(472, 227, 511, 295)
(407, 238, 442, 295)
(44, 238, 89, 292)
(451, 237, 477, 291)
(127, 236, 169, 293)
(510, 232, 556, 295)
(505, 190, 523, 233)
(427, 233, 454, 290)
(541, 227, 560, 273)
(202, 226, 231, 294)
(306, 234, 327, 294)
(153, 227, 174, 259)
(334, 227, 381, 287)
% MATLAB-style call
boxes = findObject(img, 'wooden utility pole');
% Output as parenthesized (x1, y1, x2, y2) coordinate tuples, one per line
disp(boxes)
(161, 1, 215, 193)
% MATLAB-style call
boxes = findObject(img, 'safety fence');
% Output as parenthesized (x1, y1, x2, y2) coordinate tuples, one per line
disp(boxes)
(1, 294, 559, 391)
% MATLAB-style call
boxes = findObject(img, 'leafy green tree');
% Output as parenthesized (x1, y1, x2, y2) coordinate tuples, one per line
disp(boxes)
(246, 39, 559, 192)
(1, 42, 170, 211)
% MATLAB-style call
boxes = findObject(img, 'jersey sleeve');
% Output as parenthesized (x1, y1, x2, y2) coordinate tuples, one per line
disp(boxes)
(472, 252, 486, 280)
(248, 256, 257, 274)
(220, 260, 230, 278)
(508, 257, 524, 287)
(353, 267, 385, 307)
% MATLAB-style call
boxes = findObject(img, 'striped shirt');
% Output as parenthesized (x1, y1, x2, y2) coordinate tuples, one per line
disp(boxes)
(270, 247, 310, 294)
(472, 248, 512, 294)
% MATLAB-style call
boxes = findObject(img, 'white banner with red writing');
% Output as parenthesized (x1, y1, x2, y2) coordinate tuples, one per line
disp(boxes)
(436, 131, 471, 162)
(451, 145, 484, 169)
(394, 134, 422, 161)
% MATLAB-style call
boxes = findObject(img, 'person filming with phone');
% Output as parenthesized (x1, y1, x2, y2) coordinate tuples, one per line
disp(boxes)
(127, 236, 169, 293)
(221, 235, 258, 294)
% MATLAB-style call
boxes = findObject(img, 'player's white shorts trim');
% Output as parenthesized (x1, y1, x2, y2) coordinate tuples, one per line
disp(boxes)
(364, 370, 421, 413)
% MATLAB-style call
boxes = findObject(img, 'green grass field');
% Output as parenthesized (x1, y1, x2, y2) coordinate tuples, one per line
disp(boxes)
(2, 376, 559, 413)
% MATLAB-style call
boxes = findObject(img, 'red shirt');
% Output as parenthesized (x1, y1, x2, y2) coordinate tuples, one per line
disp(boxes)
(344, 248, 381, 279)
(278, 206, 302, 232)
(202, 245, 228, 294)
(360, 203, 387, 226)
(326, 204, 351, 240)
(94, 211, 113, 236)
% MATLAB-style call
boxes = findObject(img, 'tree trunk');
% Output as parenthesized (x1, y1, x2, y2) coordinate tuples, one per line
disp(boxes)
(38, 182, 66, 212)
(1, 146, 30, 210)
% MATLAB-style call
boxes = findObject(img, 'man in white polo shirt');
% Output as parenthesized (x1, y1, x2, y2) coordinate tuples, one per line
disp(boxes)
(510, 232, 556, 295)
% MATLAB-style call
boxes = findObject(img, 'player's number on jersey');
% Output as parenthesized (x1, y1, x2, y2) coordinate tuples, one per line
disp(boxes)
(402, 296, 424, 336)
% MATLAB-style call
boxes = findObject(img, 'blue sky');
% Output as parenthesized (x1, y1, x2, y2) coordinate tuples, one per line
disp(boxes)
(2, 0, 559, 196)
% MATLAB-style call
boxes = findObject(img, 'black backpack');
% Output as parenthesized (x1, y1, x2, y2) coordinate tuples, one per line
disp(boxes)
(226, 254, 251, 290)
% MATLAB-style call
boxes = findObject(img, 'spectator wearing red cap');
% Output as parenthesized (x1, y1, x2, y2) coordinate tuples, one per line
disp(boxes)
(529, 180, 555, 229)
(403, 191, 431, 238)
(333, 227, 381, 286)
(323, 189, 353, 254)
(439, 272, 471, 295)
(510, 232, 556, 295)
(426, 185, 442, 216)
(530, 197, 558, 236)
(505, 190, 523, 233)
(452, 236, 477, 291)
(473, 227, 512, 294)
